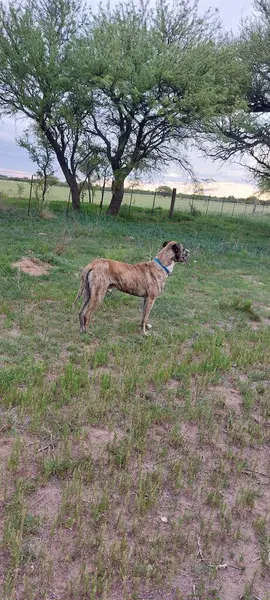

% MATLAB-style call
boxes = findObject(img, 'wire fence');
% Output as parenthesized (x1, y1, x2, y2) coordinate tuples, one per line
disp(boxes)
(1, 172, 270, 218)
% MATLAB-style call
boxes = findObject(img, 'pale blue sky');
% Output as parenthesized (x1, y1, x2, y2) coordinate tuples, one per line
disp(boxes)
(199, 0, 253, 30)
(0, 0, 256, 197)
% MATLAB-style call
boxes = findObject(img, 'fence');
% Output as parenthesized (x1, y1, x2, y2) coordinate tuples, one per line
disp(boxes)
(120, 188, 270, 218)
(1, 174, 270, 218)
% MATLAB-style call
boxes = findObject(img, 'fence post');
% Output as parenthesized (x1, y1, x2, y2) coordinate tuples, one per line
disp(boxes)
(151, 189, 157, 214)
(66, 190, 71, 216)
(206, 196, 210, 215)
(27, 175, 34, 216)
(220, 198, 225, 216)
(232, 200, 236, 216)
(88, 176, 91, 203)
(169, 188, 177, 218)
(100, 175, 106, 212)
(244, 202, 247, 216)
(128, 187, 134, 215)
(252, 199, 257, 215)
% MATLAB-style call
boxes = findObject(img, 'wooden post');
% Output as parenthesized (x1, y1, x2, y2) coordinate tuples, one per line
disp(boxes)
(128, 186, 134, 214)
(151, 189, 157, 214)
(66, 190, 71, 216)
(206, 196, 210, 215)
(169, 188, 177, 218)
(232, 200, 236, 216)
(100, 175, 106, 212)
(28, 175, 34, 216)
(220, 198, 225, 215)
(88, 176, 91, 203)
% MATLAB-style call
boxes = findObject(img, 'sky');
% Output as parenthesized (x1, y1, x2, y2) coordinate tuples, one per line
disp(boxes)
(0, 0, 257, 198)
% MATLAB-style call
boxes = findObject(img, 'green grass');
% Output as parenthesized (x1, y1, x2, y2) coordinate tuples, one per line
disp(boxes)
(0, 198, 270, 600)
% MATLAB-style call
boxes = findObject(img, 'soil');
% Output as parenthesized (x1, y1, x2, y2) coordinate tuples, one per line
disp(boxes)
(12, 256, 51, 276)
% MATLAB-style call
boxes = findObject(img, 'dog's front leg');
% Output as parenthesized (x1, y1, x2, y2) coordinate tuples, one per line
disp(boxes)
(141, 297, 155, 335)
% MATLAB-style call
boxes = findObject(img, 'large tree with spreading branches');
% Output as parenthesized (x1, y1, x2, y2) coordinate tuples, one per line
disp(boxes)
(198, 0, 270, 193)
(0, 0, 95, 209)
(0, 0, 245, 213)
(79, 0, 244, 214)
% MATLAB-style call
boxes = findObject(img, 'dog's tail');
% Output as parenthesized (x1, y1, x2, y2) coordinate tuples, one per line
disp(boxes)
(73, 266, 92, 309)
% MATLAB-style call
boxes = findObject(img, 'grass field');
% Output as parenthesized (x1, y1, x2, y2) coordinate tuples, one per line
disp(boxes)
(0, 198, 270, 600)
(1, 178, 270, 217)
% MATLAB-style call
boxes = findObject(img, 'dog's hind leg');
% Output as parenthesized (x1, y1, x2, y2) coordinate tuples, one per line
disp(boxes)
(81, 284, 108, 333)
(141, 297, 155, 335)
(79, 287, 90, 332)
(78, 269, 92, 332)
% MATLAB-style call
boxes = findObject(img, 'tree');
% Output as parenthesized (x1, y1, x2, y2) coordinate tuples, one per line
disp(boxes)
(80, 0, 243, 214)
(197, 1, 270, 187)
(18, 126, 55, 206)
(79, 148, 110, 203)
(156, 186, 172, 196)
(0, 0, 94, 210)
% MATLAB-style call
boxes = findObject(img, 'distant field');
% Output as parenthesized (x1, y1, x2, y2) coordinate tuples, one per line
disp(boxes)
(1, 178, 270, 217)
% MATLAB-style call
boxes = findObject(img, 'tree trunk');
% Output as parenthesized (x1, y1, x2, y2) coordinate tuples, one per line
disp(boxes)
(107, 178, 125, 215)
(69, 178, 81, 210)
(42, 173, 47, 205)
(41, 126, 81, 210)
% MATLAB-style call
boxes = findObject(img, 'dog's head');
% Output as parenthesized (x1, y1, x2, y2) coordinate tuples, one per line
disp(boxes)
(162, 241, 189, 263)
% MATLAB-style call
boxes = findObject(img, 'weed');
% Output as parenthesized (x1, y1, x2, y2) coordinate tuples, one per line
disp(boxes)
(219, 295, 261, 321)
(237, 487, 260, 510)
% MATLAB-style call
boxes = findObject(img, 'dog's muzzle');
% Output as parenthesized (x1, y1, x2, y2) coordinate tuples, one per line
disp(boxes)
(180, 248, 189, 262)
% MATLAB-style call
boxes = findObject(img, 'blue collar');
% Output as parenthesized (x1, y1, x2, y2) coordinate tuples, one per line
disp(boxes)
(153, 257, 170, 276)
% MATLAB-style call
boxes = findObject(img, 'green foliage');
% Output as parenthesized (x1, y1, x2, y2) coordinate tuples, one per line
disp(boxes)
(0, 0, 94, 208)
(81, 0, 244, 212)
(0, 0, 244, 213)
(200, 0, 270, 190)
(156, 186, 172, 196)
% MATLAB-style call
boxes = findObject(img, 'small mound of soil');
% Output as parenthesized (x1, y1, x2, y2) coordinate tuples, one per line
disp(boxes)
(12, 257, 51, 276)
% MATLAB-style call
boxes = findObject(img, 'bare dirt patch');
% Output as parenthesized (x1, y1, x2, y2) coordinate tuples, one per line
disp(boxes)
(8, 326, 21, 337)
(12, 256, 51, 276)
(167, 377, 179, 390)
(29, 482, 62, 521)
(81, 426, 125, 459)
(0, 436, 13, 462)
(208, 384, 242, 412)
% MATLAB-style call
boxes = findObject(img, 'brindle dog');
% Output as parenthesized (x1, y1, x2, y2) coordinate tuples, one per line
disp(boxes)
(74, 241, 189, 335)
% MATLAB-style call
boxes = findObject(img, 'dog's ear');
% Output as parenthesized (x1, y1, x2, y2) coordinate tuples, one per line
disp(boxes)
(171, 243, 182, 261)
(162, 241, 170, 248)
